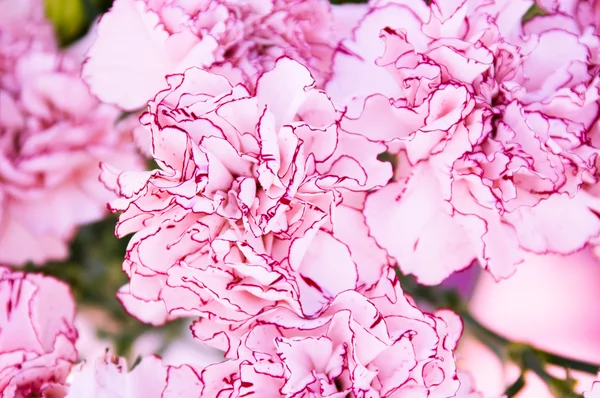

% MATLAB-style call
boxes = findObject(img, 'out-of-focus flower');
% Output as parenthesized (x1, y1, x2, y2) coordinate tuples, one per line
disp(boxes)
(66, 350, 204, 397)
(0, 267, 78, 397)
(330, 0, 600, 284)
(0, 0, 54, 45)
(462, 248, 600, 397)
(83, 0, 351, 111)
(196, 271, 463, 397)
(0, 0, 143, 266)
(102, 57, 391, 339)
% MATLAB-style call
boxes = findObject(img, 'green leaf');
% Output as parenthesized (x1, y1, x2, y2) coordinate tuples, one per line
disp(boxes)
(129, 355, 142, 371)
(44, 0, 88, 47)
(44, 0, 114, 47)
(540, 350, 600, 375)
(522, 3, 546, 23)
(377, 151, 398, 179)
(504, 373, 526, 398)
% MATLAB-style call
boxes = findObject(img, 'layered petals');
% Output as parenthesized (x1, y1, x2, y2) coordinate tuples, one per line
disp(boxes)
(0, 267, 78, 397)
(66, 351, 203, 398)
(333, 0, 600, 283)
(103, 58, 391, 338)
(194, 272, 462, 397)
(0, 1, 143, 266)
(84, 0, 345, 110)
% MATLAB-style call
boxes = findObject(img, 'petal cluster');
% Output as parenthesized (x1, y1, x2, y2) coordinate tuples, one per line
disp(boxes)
(0, 0, 143, 266)
(84, 0, 345, 110)
(65, 276, 471, 398)
(196, 271, 462, 397)
(72, 0, 590, 396)
(102, 57, 391, 332)
(331, 0, 600, 284)
(0, 267, 78, 397)
(66, 351, 203, 398)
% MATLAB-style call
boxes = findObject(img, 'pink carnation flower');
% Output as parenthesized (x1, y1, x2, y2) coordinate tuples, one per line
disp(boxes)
(67, 277, 471, 398)
(83, 0, 349, 111)
(330, 0, 600, 284)
(0, 0, 143, 266)
(102, 57, 392, 332)
(0, 267, 78, 397)
(66, 351, 203, 397)
(195, 271, 462, 397)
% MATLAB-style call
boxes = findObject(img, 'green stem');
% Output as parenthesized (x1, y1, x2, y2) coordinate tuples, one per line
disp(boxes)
(509, 344, 582, 397)
(504, 373, 526, 398)
(541, 351, 600, 375)
(458, 308, 510, 347)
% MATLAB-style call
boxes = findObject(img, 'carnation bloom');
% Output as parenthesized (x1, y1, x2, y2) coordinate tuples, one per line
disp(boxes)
(195, 271, 462, 397)
(83, 0, 351, 111)
(330, 0, 600, 284)
(102, 58, 391, 334)
(0, 0, 142, 266)
(0, 267, 78, 397)
(67, 275, 471, 397)
(66, 350, 204, 397)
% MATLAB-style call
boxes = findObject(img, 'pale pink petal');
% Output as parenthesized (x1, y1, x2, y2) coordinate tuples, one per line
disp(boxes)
(83, 0, 214, 110)
(365, 164, 475, 285)
(67, 351, 204, 398)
